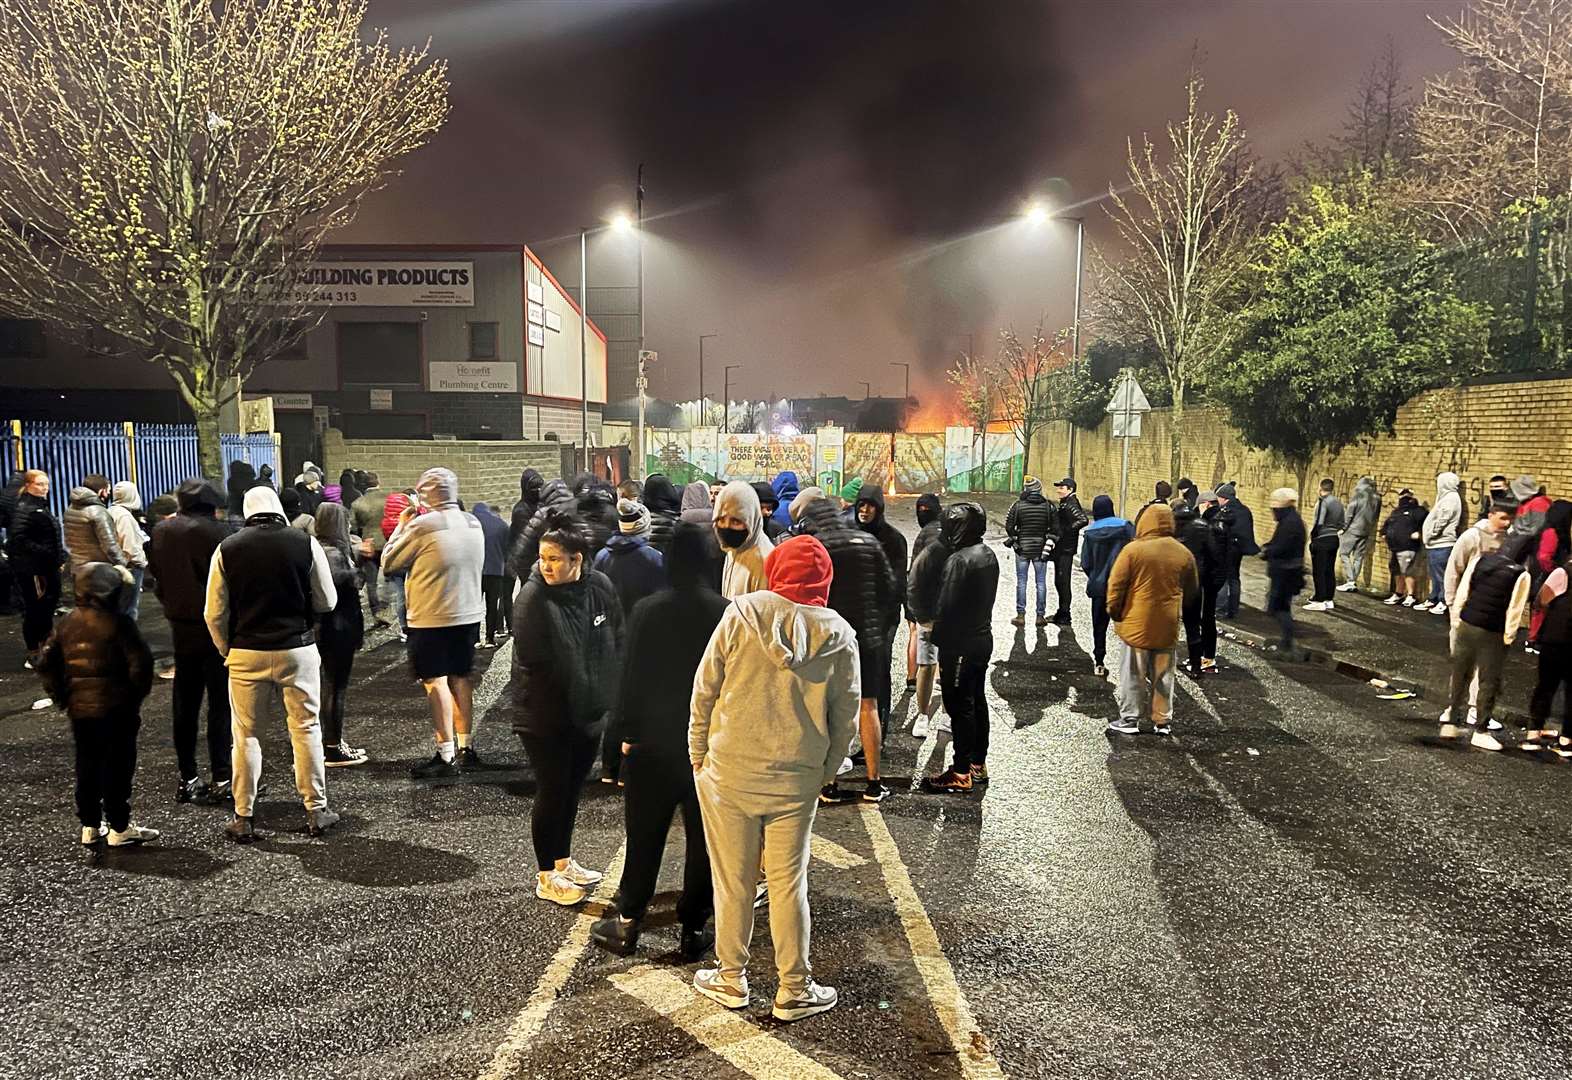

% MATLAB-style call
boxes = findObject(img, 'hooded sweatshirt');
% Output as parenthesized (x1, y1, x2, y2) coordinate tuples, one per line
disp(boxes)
(769, 470, 801, 530)
(1105, 502, 1199, 650)
(689, 590, 860, 797)
(1422, 472, 1463, 549)
(1080, 496, 1134, 603)
(108, 481, 148, 569)
(150, 481, 228, 628)
(509, 467, 545, 555)
(511, 478, 576, 576)
(855, 485, 908, 627)
(714, 480, 775, 599)
(1345, 477, 1380, 538)
(63, 487, 126, 573)
(932, 503, 999, 658)
(679, 480, 714, 525)
(642, 474, 683, 554)
(380, 469, 485, 629)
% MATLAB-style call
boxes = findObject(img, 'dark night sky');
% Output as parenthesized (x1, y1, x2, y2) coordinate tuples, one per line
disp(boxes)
(348, 0, 1459, 406)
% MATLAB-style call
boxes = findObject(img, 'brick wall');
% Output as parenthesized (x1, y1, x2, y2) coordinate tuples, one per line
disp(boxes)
(322, 429, 561, 511)
(1030, 373, 1572, 548)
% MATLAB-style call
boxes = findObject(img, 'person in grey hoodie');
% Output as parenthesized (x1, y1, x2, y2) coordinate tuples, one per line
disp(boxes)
(107, 481, 149, 621)
(689, 534, 858, 1023)
(1419, 471, 1464, 615)
(714, 480, 774, 599)
(1305, 478, 1346, 609)
(679, 480, 714, 525)
(381, 467, 487, 777)
(1337, 476, 1380, 592)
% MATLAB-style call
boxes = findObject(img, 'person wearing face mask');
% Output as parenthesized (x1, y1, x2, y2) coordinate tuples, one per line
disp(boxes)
(380, 468, 487, 778)
(715, 480, 774, 600)
(511, 512, 625, 906)
(905, 493, 944, 703)
(854, 485, 907, 725)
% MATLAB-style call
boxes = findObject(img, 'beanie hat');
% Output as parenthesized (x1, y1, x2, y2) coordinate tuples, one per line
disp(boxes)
(175, 479, 223, 512)
(1216, 482, 1237, 499)
(790, 486, 825, 522)
(1023, 476, 1043, 497)
(618, 497, 651, 536)
(1198, 489, 1217, 504)
(1091, 494, 1115, 519)
(1154, 480, 1172, 501)
(839, 477, 864, 503)
(1268, 487, 1298, 509)
(766, 535, 833, 607)
(417, 467, 458, 508)
(242, 485, 286, 520)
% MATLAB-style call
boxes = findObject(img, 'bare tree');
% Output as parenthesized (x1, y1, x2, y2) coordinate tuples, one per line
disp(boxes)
(1092, 68, 1255, 481)
(1337, 40, 1417, 180)
(991, 320, 1070, 467)
(945, 349, 995, 434)
(0, 0, 448, 477)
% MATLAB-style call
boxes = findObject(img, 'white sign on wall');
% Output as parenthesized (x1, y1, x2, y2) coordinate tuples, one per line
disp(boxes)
(369, 388, 393, 410)
(527, 324, 545, 347)
(270, 393, 313, 410)
(544, 310, 562, 333)
(429, 360, 518, 393)
(527, 302, 544, 325)
(294, 262, 474, 307)
(527, 281, 544, 305)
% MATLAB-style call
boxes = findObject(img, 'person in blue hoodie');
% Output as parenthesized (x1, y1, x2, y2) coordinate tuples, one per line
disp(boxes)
(473, 502, 512, 649)
(770, 470, 801, 531)
(1079, 495, 1135, 678)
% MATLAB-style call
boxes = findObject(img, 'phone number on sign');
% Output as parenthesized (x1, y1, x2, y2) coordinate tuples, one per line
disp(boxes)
(296, 289, 359, 303)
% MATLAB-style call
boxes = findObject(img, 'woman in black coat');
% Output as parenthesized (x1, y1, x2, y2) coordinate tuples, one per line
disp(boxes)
(511, 512, 625, 907)
(314, 503, 366, 766)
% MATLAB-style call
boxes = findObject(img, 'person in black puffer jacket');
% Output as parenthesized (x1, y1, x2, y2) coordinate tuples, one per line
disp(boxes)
(574, 476, 620, 559)
(1004, 477, 1059, 627)
(9, 470, 65, 658)
(1381, 488, 1428, 607)
(1262, 488, 1308, 658)
(796, 496, 898, 805)
(642, 473, 683, 555)
(225, 460, 255, 520)
(922, 502, 999, 793)
(509, 468, 545, 561)
(510, 477, 576, 579)
(753, 482, 788, 541)
(1049, 478, 1089, 624)
(511, 512, 626, 906)
(313, 503, 367, 767)
(1173, 496, 1228, 675)
(150, 479, 234, 801)
(37, 562, 158, 846)
(854, 485, 908, 722)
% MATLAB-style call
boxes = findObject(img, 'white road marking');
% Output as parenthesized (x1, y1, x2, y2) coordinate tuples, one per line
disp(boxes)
(609, 965, 849, 1080)
(810, 833, 868, 869)
(476, 845, 626, 1080)
(859, 805, 1008, 1079)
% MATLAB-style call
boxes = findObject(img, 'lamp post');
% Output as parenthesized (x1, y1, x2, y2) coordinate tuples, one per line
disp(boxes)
(635, 165, 646, 478)
(1058, 214, 1085, 478)
(722, 364, 740, 433)
(578, 226, 588, 473)
(698, 333, 717, 426)
(889, 362, 910, 429)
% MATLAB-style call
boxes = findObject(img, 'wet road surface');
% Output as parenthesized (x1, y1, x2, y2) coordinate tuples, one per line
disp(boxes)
(1, 495, 1569, 1079)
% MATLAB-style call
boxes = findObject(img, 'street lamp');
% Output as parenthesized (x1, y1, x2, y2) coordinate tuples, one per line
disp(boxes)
(722, 364, 740, 433)
(698, 333, 717, 427)
(889, 362, 910, 429)
(1023, 203, 1086, 478)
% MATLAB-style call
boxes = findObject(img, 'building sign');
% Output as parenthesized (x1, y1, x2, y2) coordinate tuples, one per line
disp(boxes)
(527, 324, 545, 347)
(527, 281, 544, 305)
(369, 388, 393, 410)
(270, 393, 313, 410)
(294, 261, 474, 307)
(527, 302, 544, 325)
(545, 310, 562, 333)
(429, 360, 518, 393)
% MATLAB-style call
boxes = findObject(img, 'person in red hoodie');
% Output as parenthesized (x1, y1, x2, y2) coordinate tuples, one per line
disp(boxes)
(381, 490, 414, 640)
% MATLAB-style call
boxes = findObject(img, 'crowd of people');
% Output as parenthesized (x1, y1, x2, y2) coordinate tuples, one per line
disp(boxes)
(3, 453, 1570, 1017)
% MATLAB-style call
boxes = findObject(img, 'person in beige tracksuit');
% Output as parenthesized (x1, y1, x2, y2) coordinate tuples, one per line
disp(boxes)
(689, 534, 859, 1023)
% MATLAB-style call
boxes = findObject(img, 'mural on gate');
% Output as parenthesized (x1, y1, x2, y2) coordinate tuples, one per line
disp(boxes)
(893, 433, 945, 493)
(639, 424, 1012, 494)
(844, 433, 892, 491)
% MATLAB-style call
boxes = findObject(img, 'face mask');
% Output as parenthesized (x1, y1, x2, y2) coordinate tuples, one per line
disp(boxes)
(716, 526, 749, 549)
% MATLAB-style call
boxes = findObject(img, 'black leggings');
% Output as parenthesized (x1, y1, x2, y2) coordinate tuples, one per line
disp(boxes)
(72, 710, 140, 832)
(22, 568, 60, 655)
(319, 643, 356, 746)
(519, 729, 600, 871)
(1091, 601, 1111, 666)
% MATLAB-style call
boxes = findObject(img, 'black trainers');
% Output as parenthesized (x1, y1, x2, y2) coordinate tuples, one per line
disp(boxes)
(207, 779, 233, 804)
(590, 915, 640, 957)
(861, 780, 891, 803)
(324, 743, 368, 767)
(1052, 612, 1073, 626)
(410, 753, 457, 779)
(818, 782, 858, 806)
(681, 925, 715, 962)
(454, 747, 484, 772)
(306, 808, 340, 837)
(175, 776, 210, 804)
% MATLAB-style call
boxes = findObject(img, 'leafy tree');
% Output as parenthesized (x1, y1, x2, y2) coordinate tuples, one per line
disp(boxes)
(1210, 179, 1490, 491)
(0, 0, 448, 478)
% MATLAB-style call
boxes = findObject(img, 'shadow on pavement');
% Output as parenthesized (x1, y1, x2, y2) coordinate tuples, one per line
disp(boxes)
(293, 834, 480, 887)
(88, 843, 232, 881)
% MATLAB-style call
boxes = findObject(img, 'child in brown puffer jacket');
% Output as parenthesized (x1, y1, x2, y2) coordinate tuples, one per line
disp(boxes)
(37, 562, 158, 848)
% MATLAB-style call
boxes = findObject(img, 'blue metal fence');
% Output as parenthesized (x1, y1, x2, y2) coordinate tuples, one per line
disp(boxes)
(4, 420, 278, 521)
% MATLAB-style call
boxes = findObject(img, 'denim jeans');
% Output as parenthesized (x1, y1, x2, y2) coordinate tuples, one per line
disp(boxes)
(1015, 555, 1048, 616)
(123, 567, 145, 624)
(1427, 547, 1452, 606)
(387, 573, 407, 631)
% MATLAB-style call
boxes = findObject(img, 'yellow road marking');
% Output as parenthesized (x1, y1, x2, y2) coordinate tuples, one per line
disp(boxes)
(476, 845, 625, 1080)
(859, 805, 1008, 1079)
(609, 965, 849, 1080)
(810, 833, 868, 869)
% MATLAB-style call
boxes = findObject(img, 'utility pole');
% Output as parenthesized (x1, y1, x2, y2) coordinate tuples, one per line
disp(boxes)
(889, 362, 910, 429)
(1066, 215, 1084, 478)
(699, 333, 717, 426)
(723, 364, 740, 433)
(635, 163, 646, 478)
(579, 226, 588, 473)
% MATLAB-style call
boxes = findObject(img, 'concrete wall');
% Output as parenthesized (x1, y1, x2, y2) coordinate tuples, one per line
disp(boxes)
(322, 428, 561, 511)
(1030, 373, 1572, 546)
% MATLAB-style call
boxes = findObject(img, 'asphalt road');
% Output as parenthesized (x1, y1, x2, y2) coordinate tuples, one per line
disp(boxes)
(1, 495, 1569, 1080)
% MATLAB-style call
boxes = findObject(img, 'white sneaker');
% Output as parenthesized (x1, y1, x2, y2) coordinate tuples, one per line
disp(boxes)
(536, 870, 586, 906)
(80, 823, 107, 845)
(910, 715, 931, 740)
(107, 823, 159, 846)
(1324, 600, 1334, 610)
(1336, 582, 1357, 592)
(1382, 594, 1401, 605)
(31, 697, 52, 711)
(1413, 601, 1433, 612)
(559, 858, 602, 887)
(1466, 707, 1480, 726)
(1430, 603, 1447, 616)
(1303, 601, 1326, 611)
(1484, 717, 1502, 732)
(1401, 596, 1416, 607)
(1438, 708, 1451, 724)
(836, 757, 854, 776)
(694, 968, 750, 1009)
(773, 980, 839, 1022)
(1470, 731, 1504, 752)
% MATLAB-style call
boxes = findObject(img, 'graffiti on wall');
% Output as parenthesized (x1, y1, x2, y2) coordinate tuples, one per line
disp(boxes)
(719, 434, 815, 483)
(894, 433, 945, 493)
(844, 433, 892, 491)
